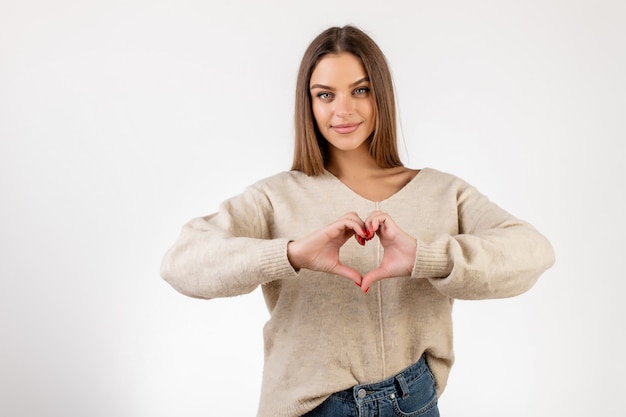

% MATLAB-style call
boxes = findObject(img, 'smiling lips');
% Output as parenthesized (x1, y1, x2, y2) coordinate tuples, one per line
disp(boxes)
(331, 122, 361, 134)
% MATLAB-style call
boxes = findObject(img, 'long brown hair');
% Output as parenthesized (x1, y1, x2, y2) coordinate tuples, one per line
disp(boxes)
(291, 25, 402, 176)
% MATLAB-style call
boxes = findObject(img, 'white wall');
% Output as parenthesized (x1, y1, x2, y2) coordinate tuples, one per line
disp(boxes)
(1, 1, 624, 416)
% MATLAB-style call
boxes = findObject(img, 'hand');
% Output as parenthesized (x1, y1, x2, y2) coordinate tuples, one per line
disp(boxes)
(287, 211, 417, 293)
(287, 212, 371, 286)
(360, 211, 417, 293)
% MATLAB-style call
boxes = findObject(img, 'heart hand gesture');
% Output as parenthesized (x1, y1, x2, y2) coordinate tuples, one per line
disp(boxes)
(287, 211, 417, 293)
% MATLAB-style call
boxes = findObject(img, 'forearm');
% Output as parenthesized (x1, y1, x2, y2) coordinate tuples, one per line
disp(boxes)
(412, 220, 555, 300)
(160, 185, 299, 299)
(161, 219, 297, 299)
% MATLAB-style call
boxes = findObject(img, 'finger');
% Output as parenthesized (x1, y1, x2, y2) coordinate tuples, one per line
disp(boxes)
(341, 222, 370, 244)
(361, 267, 391, 293)
(365, 211, 389, 236)
(332, 264, 363, 286)
(341, 211, 365, 224)
(327, 219, 366, 243)
(336, 215, 370, 242)
(342, 212, 367, 230)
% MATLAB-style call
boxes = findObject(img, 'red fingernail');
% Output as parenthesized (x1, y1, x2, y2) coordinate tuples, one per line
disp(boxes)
(364, 287, 370, 294)
(355, 281, 362, 287)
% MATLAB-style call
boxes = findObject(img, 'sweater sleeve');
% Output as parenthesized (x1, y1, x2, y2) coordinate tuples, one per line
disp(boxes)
(411, 181, 555, 300)
(160, 185, 298, 299)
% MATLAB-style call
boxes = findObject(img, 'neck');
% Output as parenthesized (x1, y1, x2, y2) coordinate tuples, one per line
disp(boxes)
(325, 144, 380, 180)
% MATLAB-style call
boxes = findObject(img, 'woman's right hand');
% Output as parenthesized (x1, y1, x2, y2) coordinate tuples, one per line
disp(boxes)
(286, 212, 371, 286)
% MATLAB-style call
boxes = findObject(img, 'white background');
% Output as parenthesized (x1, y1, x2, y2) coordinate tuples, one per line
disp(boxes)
(1, 0, 624, 416)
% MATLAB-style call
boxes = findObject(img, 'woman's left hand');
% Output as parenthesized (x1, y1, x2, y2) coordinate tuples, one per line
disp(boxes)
(360, 211, 417, 293)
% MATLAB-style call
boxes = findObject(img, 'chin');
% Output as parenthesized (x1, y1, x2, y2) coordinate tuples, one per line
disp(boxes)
(328, 138, 369, 151)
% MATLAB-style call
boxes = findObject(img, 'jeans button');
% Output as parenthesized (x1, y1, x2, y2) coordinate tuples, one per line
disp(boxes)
(357, 388, 367, 399)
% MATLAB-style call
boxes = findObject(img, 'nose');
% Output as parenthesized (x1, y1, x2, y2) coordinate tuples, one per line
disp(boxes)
(335, 94, 353, 118)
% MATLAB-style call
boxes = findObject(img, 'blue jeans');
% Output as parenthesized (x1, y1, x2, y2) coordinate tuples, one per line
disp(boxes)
(303, 356, 439, 417)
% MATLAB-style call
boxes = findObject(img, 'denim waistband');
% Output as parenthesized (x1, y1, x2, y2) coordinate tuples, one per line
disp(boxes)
(331, 356, 429, 403)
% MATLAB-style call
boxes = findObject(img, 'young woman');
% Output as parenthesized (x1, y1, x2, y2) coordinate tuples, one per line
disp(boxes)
(161, 25, 555, 417)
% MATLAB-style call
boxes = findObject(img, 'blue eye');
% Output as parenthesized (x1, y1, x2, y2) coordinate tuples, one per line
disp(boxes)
(353, 87, 370, 95)
(317, 92, 332, 100)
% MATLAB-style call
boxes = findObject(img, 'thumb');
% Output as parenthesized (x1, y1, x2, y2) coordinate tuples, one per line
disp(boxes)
(360, 267, 391, 294)
(331, 263, 363, 287)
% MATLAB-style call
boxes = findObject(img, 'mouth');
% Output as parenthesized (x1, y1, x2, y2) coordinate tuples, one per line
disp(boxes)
(331, 122, 361, 134)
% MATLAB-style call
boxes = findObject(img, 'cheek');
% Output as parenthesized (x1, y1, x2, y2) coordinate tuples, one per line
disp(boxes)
(365, 102, 376, 125)
(311, 103, 327, 128)
(367, 99, 376, 119)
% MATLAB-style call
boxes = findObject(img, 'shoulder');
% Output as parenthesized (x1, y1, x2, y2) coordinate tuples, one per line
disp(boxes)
(247, 170, 329, 194)
(417, 167, 472, 189)
(250, 170, 314, 186)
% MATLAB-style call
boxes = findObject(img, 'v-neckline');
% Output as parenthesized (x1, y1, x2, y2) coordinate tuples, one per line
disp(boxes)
(323, 168, 426, 204)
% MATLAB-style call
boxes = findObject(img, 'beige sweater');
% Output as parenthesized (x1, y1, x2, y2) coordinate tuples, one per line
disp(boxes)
(160, 168, 555, 417)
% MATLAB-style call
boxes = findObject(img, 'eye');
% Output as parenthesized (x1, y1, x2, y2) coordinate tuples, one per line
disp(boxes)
(316, 92, 333, 100)
(353, 86, 370, 96)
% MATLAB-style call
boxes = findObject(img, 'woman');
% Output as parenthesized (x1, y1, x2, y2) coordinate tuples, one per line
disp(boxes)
(161, 25, 555, 417)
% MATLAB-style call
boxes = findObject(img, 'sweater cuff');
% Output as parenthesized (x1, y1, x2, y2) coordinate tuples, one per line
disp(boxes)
(259, 238, 299, 282)
(412, 237, 453, 279)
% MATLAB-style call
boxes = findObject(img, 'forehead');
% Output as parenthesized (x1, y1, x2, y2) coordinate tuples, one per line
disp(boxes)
(310, 52, 368, 86)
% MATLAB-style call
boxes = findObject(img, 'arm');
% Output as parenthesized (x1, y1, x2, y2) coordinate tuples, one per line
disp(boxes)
(412, 184, 555, 300)
(160, 186, 297, 299)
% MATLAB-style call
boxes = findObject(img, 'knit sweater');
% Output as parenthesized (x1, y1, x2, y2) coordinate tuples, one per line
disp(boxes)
(160, 167, 555, 417)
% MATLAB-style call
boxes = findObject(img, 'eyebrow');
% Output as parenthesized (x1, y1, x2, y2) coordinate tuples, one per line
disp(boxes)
(310, 76, 370, 91)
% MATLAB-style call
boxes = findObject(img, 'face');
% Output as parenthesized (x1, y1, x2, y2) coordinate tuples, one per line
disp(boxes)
(309, 52, 375, 153)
